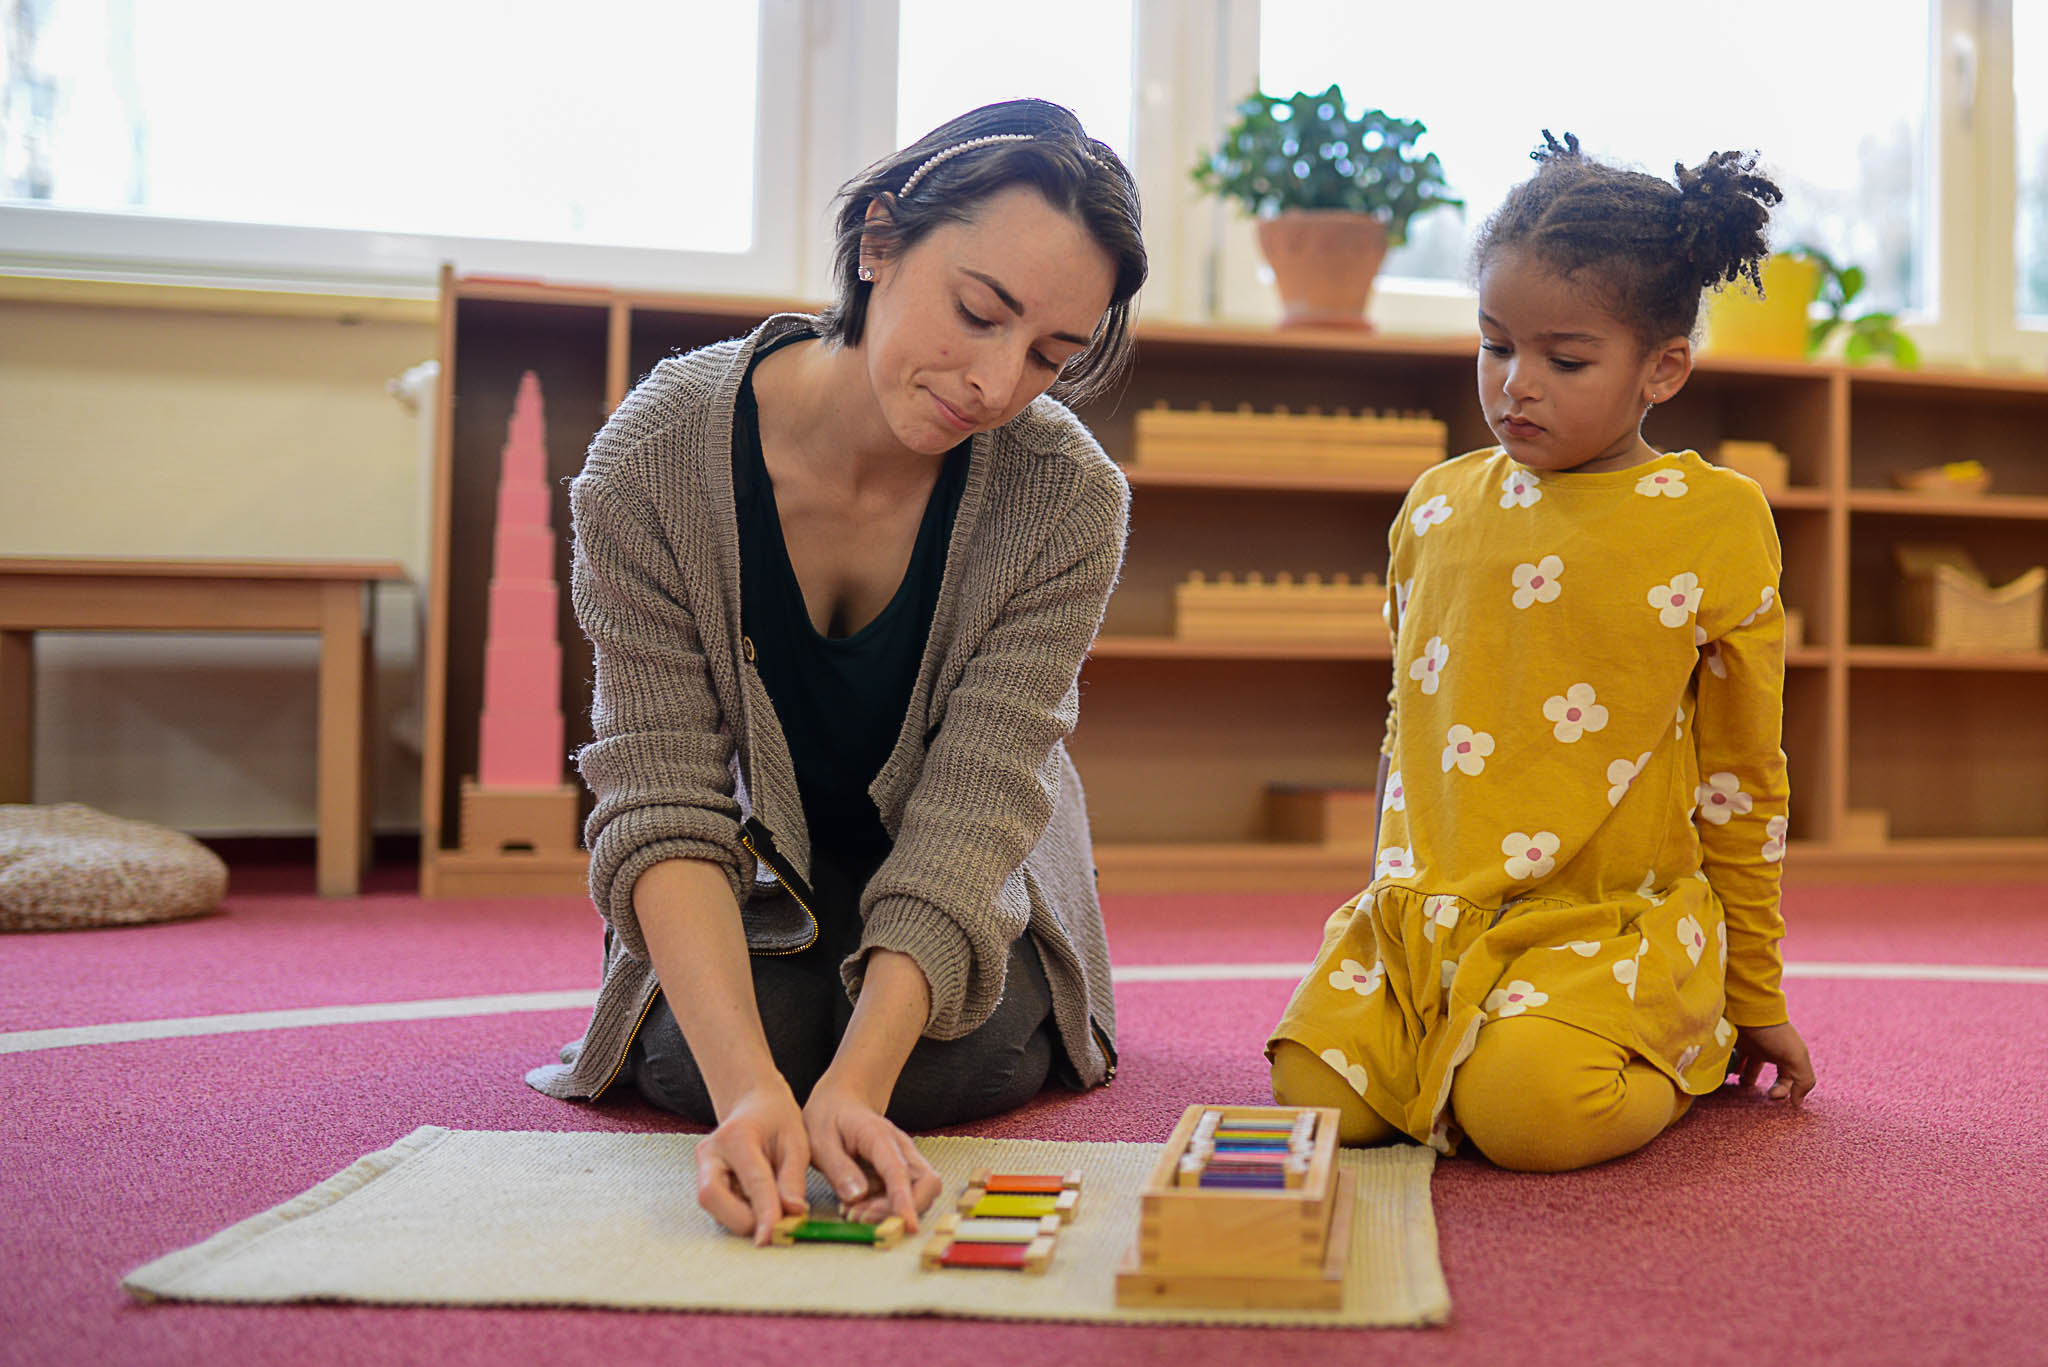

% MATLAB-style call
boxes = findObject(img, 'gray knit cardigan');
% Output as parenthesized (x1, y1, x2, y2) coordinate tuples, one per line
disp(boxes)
(526, 314, 1125, 1102)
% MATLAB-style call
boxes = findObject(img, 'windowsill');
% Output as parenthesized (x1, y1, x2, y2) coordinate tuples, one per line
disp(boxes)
(0, 271, 439, 325)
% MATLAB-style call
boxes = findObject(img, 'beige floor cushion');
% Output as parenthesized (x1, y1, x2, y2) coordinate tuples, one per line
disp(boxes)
(0, 803, 228, 931)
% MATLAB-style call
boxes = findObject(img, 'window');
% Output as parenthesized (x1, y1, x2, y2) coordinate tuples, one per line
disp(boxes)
(2016, 0, 2047, 321)
(895, 0, 1135, 163)
(1, 0, 793, 293)
(1258, 0, 1931, 315)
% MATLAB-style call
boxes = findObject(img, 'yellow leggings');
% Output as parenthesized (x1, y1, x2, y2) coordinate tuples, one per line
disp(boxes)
(1271, 1017, 1691, 1172)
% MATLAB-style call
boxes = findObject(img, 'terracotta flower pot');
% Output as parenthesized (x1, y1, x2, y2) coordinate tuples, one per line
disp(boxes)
(1255, 210, 1390, 331)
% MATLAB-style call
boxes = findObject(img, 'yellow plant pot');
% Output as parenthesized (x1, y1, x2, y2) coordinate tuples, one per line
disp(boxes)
(1704, 253, 1822, 360)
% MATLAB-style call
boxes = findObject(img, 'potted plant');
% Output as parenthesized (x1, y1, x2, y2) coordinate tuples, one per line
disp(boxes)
(1704, 246, 1919, 367)
(1192, 84, 1461, 330)
(1790, 244, 1920, 367)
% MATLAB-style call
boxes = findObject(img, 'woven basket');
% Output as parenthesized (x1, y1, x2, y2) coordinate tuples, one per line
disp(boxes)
(1893, 545, 2045, 653)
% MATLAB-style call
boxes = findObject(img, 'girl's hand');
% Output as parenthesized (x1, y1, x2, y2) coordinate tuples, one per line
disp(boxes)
(1731, 1020, 1816, 1103)
(696, 1080, 812, 1244)
(802, 1079, 942, 1230)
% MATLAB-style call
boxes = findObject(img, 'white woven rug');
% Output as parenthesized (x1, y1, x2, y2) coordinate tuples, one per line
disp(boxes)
(123, 1127, 1448, 1328)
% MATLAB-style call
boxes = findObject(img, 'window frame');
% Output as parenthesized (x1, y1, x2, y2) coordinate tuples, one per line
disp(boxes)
(1189, 0, 2043, 369)
(0, 0, 810, 300)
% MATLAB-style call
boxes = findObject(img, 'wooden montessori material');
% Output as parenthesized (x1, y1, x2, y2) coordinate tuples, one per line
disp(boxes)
(1173, 572, 1389, 645)
(1132, 400, 1446, 480)
(770, 1216, 905, 1249)
(924, 1175, 1076, 1273)
(461, 369, 579, 865)
(1115, 1104, 1352, 1310)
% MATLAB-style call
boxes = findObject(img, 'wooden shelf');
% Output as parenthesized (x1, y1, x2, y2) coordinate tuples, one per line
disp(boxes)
(1846, 646, 2048, 671)
(1845, 490, 2048, 519)
(1090, 635, 1389, 662)
(421, 274, 2048, 893)
(1120, 464, 1422, 495)
(1095, 842, 1376, 894)
(1098, 838, 2048, 893)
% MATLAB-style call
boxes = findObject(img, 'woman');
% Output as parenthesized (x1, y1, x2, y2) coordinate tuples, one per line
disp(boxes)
(527, 99, 1147, 1245)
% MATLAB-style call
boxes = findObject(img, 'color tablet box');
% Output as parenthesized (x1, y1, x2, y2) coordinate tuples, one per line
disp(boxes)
(1115, 1104, 1352, 1311)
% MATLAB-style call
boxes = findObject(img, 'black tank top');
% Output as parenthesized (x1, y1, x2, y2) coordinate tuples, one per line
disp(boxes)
(732, 334, 969, 871)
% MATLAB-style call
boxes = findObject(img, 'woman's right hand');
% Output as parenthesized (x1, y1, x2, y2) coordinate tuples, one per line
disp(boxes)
(695, 1078, 812, 1244)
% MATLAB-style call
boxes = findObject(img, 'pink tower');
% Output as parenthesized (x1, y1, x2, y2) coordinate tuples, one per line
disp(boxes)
(476, 371, 565, 788)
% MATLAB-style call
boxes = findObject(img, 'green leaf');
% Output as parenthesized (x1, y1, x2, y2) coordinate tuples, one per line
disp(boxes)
(1838, 266, 1865, 306)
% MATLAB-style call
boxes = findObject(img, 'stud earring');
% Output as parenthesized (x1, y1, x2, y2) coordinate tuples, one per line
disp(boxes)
(857, 265, 875, 283)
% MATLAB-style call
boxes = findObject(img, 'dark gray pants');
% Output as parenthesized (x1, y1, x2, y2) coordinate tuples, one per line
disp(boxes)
(627, 849, 1057, 1131)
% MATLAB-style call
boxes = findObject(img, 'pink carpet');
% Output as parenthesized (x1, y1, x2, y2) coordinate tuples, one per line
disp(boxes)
(4, 873, 2045, 1366)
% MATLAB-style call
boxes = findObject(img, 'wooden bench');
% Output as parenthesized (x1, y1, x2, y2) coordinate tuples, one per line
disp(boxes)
(0, 557, 406, 896)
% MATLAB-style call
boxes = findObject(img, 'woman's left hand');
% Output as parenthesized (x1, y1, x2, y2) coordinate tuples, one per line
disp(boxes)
(1731, 1020, 1816, 1103)
(802, 1080, 942, 1228)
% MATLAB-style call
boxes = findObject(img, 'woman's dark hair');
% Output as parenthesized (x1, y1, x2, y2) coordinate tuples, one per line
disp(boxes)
(1471, 130, 1783, 349)
(817, 98, 1147, 407)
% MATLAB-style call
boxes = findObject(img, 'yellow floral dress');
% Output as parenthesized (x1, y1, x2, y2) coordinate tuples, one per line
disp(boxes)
(1271, 447, 1792, 1154)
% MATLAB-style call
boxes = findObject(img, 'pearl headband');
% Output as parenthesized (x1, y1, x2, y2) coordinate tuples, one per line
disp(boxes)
(897, 133, 1037, 198)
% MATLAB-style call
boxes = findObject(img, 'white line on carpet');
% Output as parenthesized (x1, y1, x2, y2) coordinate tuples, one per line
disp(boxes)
(3, 962, 2045, 1055)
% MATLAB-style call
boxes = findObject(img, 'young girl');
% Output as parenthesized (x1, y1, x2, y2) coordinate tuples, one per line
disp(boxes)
(1269, 132, 1817, 1173)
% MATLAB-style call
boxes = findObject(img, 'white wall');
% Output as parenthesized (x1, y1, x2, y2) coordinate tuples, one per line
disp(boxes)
(1, 295, 436, 836)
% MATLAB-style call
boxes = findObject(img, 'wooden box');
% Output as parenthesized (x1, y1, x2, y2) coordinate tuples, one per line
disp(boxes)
(1134, 401, 1445, 481)
(458, 780, 582, 856)
(1894, 546, 2045, 654)
(1266, 785, 1379, 849)
(1174, 572, 1388, 645)
(1115, 1104, 1350, 1310)
(1713, 439, 1789, 493)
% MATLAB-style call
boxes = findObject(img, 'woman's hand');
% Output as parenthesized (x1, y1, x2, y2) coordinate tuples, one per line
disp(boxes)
(1731, 1020, 1816, 1103)
(695, 1078, 812, 1245)
(802, 1077, 942, 1229)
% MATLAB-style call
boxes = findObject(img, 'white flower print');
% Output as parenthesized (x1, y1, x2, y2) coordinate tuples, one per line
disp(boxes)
(1512, 555, 1564, 609)
(1319, 1047, 1369, 1094)
(1716, 921, 1729, 970)
(1739, 585, 1778, 627)
(1382, 770, 1407, 812)
(1636, 870, 1666, 906)
(1376, 846, 1416, 881)
(1441, 724, 1495, 776)
(1544, 683, 1610, 743)
(1328, 957, 1385, 997)
(1550, 940, 1601, 957)
(1650, 572, 1703, 628)
(1485, 979, 1549, 1017)
(1696, 771, 1754, 826)
(1636, 466, 1690, 498)
(1500, 467, 1543, 509)
(1502, 830, 1561, 881)
(1411, 494, 1454, 536)
(1675, 914, 1706, 966)
(1762, 814, 1789, 862)
(1674, 702, 1686, 739)
(1607, 751, 1653, 806)
(1715, 1017, 1736, 1047)
(1410, 636, 1450, 695)
(1695, 625, 1729, 679)
(1441, 957, 1461, 993)
(1676, 1044, 1702, 1072)
(1613, 940, 1649, 1000)
(1420, 894, 1461, 943)
(1394, 578, 1414, 622)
